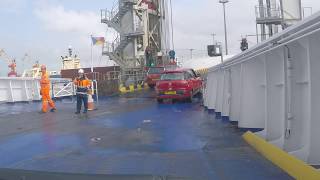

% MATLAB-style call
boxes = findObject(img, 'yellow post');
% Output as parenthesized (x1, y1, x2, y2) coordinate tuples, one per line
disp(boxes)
(129, 84, 135, 92)
(119, 83, 127, 93)
(137, 84, 142, 90)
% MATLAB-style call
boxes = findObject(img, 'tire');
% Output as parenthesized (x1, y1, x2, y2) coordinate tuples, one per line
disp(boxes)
(186, 90, 193, 103)
(157, 98, 163, 103)
(148, 84, 155, 88)
(195, 88, 203, 99)
(186, 96, 193, 103)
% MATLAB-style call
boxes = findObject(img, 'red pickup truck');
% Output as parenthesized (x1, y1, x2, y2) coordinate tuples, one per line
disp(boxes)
(155, 68, 202, 103)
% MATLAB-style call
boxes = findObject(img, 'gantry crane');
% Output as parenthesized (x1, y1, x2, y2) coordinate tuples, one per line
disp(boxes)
(0, 49, 18, 77)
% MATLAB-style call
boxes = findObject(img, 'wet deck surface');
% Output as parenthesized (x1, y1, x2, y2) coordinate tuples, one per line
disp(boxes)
(0, 90, 292, 179)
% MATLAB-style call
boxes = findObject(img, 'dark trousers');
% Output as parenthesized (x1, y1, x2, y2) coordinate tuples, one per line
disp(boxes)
(76, 94, 88, 112)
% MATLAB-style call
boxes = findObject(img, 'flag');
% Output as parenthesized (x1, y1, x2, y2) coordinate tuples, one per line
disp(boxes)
(91, 36, 105, 46)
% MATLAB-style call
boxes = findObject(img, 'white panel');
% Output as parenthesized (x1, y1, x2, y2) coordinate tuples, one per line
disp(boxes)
(208, 72, 218, 110)
(11, 80, 24, 102)
(284, 39, 310, 162)
(26, 80, 33, 101)
(33, 80, 41, 100)
(306, 32, 320, 165)
(222, 69, 231, 117)
(0, 79, 8, 102)
(215, 70, 224, 113)
(204, 73, 211, 107)
(229, 65, 242, 122)
(239, 57, 266, 129)
(0, 78, 41, 103)
(264, 49, 286, 148)
(282, 0, 302, 25)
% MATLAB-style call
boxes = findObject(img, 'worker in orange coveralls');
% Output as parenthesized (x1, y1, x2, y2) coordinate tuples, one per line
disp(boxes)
(40, 65, 56, 113)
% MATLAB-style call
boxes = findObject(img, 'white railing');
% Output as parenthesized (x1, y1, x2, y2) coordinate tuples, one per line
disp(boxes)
(255, 5, 282, 20)
(51, 79, 75, 98)
(51, 78, 99, 103)
(101, 2, 119, 22)
(103, 35, 121, 54)
(204, 11, 320, 165)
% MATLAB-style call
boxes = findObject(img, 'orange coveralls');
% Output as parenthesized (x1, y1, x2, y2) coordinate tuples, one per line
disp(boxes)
(40, 72, 55, 112)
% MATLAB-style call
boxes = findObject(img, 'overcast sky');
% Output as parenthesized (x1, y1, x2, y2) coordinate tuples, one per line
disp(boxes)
(0, 0, 319, 76)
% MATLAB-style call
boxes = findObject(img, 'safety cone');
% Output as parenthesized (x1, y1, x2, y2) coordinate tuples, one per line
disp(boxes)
(87, 90, 95, 111)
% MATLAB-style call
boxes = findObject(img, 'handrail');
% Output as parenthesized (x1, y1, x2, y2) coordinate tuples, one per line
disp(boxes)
(255, 5, 282, 19)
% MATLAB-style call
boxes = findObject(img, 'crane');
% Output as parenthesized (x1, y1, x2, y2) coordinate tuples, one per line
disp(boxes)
(0, 49, 17, 77)
(21, 53, 29, 70)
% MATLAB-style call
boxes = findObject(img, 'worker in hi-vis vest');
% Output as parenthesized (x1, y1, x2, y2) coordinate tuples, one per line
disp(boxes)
(40, 65, 56, 113)
(74, 69, 91, 114)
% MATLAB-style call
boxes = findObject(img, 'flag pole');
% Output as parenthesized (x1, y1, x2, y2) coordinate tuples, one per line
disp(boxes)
(90, 35, 93, 73)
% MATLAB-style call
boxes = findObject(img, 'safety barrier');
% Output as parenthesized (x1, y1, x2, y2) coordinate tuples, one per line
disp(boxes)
(0, 78, 76, 103)
(204, 12, 320, 165)
(51, 79, 75, 98)
(0, 77, 41, 102)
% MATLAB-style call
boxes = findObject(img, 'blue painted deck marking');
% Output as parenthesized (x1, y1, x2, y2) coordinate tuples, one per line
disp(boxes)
(0, 90, 292, 179)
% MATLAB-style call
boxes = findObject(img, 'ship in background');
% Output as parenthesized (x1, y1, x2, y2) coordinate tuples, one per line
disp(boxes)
(59, 46, 120, 81)
(61, 45, 81, 70)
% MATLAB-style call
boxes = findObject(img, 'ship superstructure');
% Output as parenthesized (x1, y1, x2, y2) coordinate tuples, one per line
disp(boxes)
(101, 0, 171, 70)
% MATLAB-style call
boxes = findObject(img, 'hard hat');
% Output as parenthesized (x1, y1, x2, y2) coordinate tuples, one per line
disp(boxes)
(78, 69, 84, 74)
(41, 65, 46, 70)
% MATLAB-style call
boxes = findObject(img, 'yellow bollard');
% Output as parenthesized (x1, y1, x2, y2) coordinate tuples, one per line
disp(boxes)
(119, 83, 127, 93)
(129, 84, 135, 92)
(120, 87, 127, 93)
(137, 84, 142, 90)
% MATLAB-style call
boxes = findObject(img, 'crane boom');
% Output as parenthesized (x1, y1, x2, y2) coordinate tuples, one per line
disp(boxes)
(0, 49, 13, 63)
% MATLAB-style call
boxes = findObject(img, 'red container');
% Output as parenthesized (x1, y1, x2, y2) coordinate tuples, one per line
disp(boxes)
(61, 66, 120, 80)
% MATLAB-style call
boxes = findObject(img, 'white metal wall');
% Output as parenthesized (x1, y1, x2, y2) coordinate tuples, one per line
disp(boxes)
(204, 12, 320, 165)
(230, 65, 242, 122)
(0, 78, 41, 103)
(0, 78, 74, 103)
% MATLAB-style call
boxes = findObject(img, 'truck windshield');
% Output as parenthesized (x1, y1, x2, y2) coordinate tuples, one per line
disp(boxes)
(160, 72, 184, 80)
